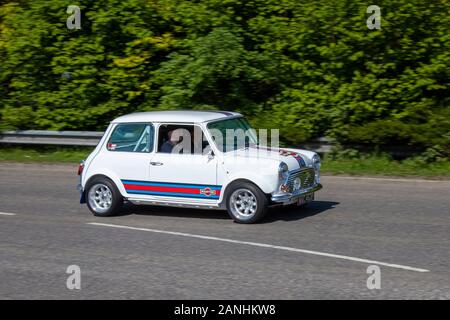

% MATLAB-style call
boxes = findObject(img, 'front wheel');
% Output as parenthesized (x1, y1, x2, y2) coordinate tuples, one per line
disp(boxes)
(225, 182, 268, 224)
(86, 177, 123, 217)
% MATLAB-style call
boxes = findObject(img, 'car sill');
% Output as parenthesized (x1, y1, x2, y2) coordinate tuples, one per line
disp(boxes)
(127, 198, 223, 210)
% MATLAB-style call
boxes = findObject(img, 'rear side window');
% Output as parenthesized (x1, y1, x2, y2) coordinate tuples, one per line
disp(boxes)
(107, 123, 154, 152)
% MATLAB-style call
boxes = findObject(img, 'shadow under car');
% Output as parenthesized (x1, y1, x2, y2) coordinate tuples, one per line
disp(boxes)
(111, 200, 339, 223)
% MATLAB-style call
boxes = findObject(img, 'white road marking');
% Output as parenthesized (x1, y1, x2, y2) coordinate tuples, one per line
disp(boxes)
(0, 212, 17, 216)
(88, 222, 430, 273)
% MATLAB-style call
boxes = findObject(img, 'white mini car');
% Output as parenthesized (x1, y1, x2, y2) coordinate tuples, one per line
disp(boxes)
(78, 110, 322, 223)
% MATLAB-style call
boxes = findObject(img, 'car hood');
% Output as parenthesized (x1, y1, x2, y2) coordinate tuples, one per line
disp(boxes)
(224, 146, 317, 171)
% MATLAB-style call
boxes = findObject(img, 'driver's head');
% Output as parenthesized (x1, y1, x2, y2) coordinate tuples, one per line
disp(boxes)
(167, 129, 186, 144)
(167, 129, 174, 142)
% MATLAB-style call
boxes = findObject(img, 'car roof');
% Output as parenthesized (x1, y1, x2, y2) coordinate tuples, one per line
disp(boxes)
(111, 110, 242, 124)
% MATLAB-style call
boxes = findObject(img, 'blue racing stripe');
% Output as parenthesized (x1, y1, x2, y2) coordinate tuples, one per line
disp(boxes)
(121, 179, 222, 190)
(126, 190, 220, 199)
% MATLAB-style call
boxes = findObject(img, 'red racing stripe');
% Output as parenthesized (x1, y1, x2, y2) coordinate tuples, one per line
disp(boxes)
(124, 184, 221, 195)
(123, 184, 221, 196)
(123, 184, 201, 194)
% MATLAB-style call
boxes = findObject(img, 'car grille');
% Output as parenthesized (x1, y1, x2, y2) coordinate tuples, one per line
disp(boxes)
(287, 168, 315, 192)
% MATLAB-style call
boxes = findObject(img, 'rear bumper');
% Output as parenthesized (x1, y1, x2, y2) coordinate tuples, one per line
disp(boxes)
(77, 184, 86, 204)
(271, 183, 322, 203)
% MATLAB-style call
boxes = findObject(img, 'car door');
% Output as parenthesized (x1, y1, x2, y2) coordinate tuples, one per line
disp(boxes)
(101, 122, 154, 192)
(147, 123, 220, 201)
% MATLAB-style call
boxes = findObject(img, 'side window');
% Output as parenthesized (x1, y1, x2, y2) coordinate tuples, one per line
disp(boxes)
(107, 123, 154, 153)
(158, 124, 211, 155)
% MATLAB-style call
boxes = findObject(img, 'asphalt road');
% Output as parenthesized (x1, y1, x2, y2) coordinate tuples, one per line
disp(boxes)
(0, 162, 449, 299)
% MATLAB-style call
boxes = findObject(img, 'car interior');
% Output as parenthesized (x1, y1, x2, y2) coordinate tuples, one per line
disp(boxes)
(158, 124, 211, 155)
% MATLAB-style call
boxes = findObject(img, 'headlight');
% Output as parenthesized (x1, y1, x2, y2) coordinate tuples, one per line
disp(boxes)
(278, 162, 289, 180)
(278, 162, 290, 193)
(312, 154, 321, 183)
(312, 154, 320, 169)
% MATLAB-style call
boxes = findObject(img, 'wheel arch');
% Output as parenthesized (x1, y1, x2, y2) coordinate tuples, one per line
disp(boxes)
(84, 172, 126, 198)
(219, 178, 270, 207)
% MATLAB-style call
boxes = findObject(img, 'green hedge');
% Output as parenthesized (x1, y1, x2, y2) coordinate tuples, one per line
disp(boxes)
(1, 0, 449, 156)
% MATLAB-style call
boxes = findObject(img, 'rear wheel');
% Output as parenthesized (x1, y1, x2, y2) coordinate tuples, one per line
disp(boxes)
(86, 177, 123, 217)
(225, 182, 268, 224)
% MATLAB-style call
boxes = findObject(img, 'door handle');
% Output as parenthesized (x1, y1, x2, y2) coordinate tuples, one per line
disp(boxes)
(150, 161, 163, 166)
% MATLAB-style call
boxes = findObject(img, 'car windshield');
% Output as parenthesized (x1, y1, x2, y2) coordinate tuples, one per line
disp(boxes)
(207, 117, 259, 152)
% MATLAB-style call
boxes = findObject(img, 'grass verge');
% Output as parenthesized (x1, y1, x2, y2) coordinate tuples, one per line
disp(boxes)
(321, 154, 449, 178)
(0, 146, 93, 163)
(1, 146, 449, 178)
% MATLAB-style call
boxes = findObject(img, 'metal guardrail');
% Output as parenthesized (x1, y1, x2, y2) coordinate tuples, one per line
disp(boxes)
(298, 137, 332, 154)
(0, 130, 333, 152)
(0, 130, 104, 147)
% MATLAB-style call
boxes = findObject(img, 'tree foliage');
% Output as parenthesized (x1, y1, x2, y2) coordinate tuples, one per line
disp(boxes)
(0, 0, 449, 153)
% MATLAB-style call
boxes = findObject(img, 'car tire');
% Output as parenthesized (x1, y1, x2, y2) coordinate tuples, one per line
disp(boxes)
(86, 176, 123, 217)
(225, 181, 268, 224)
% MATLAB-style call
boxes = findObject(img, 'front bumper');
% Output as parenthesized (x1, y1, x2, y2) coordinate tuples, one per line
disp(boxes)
(271, 183, 322, 203)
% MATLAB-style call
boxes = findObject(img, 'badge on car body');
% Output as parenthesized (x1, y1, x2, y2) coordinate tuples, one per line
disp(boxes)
(293, 177, 301, 191)
(200, 187, 216, 196)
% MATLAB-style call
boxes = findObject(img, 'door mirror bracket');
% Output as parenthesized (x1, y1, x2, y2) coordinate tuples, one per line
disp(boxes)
(206, 149, 215, 161)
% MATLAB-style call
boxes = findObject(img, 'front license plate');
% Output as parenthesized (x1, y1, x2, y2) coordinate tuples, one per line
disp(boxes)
(305, 193, 314, 201)
(297, 197, 306, 205)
